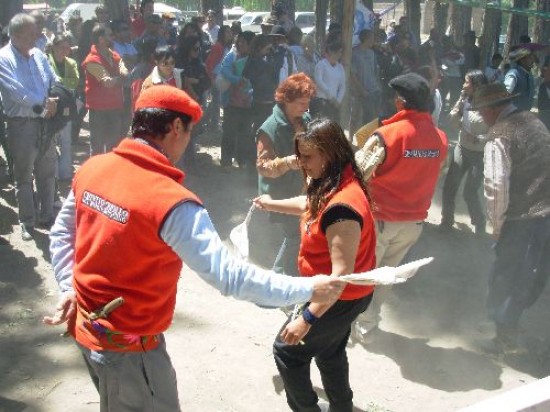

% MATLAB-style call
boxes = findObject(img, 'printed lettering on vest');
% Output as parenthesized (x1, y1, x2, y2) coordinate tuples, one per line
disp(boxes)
(82, 190, 129, 224)
(403, 149, 441, 158)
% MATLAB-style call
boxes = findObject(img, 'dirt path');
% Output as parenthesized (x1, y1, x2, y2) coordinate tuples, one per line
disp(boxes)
(1, 128, 549, 412)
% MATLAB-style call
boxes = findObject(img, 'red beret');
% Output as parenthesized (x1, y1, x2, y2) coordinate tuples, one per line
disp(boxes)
(135, 85, 203, 124)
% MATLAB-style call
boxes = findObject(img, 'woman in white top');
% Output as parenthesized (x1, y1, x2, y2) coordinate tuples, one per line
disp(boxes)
(312, 41, 345, 121)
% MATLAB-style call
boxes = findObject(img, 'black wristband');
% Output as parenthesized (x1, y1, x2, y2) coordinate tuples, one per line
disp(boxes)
(302, 307, 318, 325)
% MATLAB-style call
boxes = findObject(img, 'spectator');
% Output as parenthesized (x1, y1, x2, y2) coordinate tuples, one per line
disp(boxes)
(82, 25, 128, 155)
(131, 0, 154, 38)
(161, 12, 178, 46)
(94, 5, 110, 28)
(440, 70, 489, 234)
(485, 53, 504, 83)
(312, 41, 345, 121)
(350, 29, 381, 135)
(416, 65, 443, 126)
(440, 36, 465, 111)
(47, 34, 79, 181)
(219, 31, 254, 170)
(461, 30, 481, 76)
(141, 45, 183, 91)
(129, 37, 158, 110)
(204, 25, 233, 131)
(0, 14, 59, 240)
(133, 14, 166, 56)
(30, 11, 48, 51)
(504, 47, 536, 112)
(202, 10, 220, 45)
(267, 25, 297, 84)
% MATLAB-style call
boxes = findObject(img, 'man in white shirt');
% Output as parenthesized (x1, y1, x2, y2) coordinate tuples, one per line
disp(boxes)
(312, 41, 345, 122)
(202, 10, 220, 45)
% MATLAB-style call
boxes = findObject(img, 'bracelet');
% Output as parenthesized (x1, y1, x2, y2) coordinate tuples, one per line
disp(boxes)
(302, 307, 318, 325)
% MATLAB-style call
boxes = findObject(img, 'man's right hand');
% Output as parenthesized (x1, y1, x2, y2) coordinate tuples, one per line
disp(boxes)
(309, 275, 345, 304)
(43, 292, 76, 325)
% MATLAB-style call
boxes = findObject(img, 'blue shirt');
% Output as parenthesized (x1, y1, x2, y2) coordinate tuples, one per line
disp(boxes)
(113, 41, 138, 58)
(0, 43, 57, 118)
(50, 191, 314, 308)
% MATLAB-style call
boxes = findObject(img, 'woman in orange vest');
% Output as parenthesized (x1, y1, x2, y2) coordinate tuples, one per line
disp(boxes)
(254, 119, 376, 412)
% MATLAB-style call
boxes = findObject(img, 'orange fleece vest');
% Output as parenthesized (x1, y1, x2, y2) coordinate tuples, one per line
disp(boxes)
(71, 138, 201, 351)
(370, 110, 448, 222)
(298, 165, 376, 300)
(82, 45, 124, 110)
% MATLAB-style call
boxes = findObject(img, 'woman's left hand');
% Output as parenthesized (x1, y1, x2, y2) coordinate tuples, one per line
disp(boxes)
(280, 317, 311, 345)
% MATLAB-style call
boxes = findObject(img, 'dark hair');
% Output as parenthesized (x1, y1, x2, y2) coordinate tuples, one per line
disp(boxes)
(217, 25, 231, 43)
(287, 26, 303, 46)
(491, 53, 503, 61)
(416, 65, 434, 82)
(359, 29, 373, 43)
(295, 119, 369, 220)
(177, 22, 199, 48)
(239, 30, 255, 45)
(465, 69, 488, 89)
(178, 34, 201, 62)
(250, 34, 271, 57)
(326, 41, 343, 54)
(132, 108, 192, 139)
(138, 37, 158, 61)
(154, 45, 175, 62)
(140, 0, 154, 14)
(110, 19, 129, 34)
(51, 33, 70, 47)
(91, 25, 107, 45)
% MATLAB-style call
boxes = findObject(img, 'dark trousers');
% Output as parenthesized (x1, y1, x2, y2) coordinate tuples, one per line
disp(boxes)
(441, 144, 485, 227)
(221, 105, 253, 167)
(487, 216, 550, 332)
(89, 109, 124, 156)
(274, 296, 372, 412)
(440, 76, 462, 111)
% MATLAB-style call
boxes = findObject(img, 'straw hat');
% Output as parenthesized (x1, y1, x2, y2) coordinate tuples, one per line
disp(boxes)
(509, 47, 532, 62)
(469, 83, 519, 111)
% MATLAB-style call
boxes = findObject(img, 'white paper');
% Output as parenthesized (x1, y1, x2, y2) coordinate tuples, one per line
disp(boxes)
(340, 257, 434, 285)
(229, 204, 255, 259)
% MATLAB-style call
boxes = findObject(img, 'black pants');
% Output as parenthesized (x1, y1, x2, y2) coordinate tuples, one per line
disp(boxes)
(221, 105, 253, 167)
(274, 295, 372, 412)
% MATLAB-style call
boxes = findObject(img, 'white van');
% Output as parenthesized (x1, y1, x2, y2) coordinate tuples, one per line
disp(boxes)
(60, 3, 101, 23)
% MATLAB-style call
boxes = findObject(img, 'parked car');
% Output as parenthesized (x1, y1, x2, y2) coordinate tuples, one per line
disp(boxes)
(60, 3, 100, 22)
(239, 12, 270, 34)
(294, 11, 315, 32)
(224, 7, 246, 23)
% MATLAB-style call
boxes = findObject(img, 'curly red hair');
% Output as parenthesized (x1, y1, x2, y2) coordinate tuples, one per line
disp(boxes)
(274, 72, 316, 104)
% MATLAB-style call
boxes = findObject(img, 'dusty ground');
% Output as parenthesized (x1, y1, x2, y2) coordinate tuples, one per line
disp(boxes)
(0, 124, 549, 412)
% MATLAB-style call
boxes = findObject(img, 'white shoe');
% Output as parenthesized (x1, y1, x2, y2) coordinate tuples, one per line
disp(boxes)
(318, 401, 330, 412)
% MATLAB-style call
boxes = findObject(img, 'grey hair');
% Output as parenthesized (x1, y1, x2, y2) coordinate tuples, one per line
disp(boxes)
(8, 13, 36, 37)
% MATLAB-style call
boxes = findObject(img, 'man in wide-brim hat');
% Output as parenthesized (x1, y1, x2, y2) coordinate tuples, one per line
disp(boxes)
(473, 82, 550, 354)
(504, 46, 536, 111)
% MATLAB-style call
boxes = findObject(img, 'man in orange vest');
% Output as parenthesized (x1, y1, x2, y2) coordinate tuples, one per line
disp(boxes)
(353, 73, 448, 341)
(43, 85, 345, 411)
(82, 25, 128, 155)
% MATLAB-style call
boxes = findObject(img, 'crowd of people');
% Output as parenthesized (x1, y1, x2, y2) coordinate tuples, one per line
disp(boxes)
(0, 0, 549, 411)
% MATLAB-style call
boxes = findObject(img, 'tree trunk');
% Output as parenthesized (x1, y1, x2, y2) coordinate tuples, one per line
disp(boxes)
(272, 0, 296, 21)
(330, 0, 343, 24)
(404, 0, 421, 44)
(432, 0, 449, 36)
(315, 0, 329, 55)
(0, 0, 23, 27)
(200, 0, 224, 26)
(104, 0, 130, 22)
(449, 3, 472, 47)
(534, 0, 550, 45)
(503, 0, 530, 58)
(479, 7, 502, 70)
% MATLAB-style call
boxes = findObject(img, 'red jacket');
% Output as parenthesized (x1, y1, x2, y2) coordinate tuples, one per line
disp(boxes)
(298, 165, 376, 300)
(370, 110, 448, 222)
(71, 138, 201, 351)
(82, 45, 124, 110)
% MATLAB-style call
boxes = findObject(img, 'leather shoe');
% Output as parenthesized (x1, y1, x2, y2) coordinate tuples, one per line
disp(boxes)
(37, 218, 55, 230)
(20, 224, 34, 241)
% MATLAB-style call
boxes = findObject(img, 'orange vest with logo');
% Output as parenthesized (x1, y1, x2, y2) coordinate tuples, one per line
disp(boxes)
(298, 165, 376, 300)
(70, 138, 202, 351)
(370, 110, 448, 222)
(82, 45, 124, 110)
